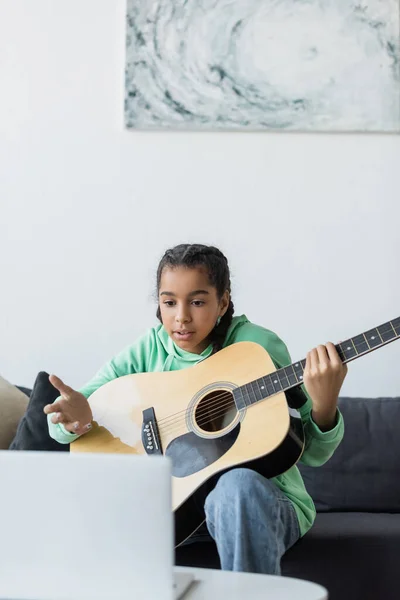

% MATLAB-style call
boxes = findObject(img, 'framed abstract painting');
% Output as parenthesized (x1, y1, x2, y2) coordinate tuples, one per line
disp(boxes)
(125, 1, 400, 132)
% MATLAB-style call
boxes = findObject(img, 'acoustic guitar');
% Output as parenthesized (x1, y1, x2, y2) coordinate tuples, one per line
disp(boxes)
(71, 317, 400, 545)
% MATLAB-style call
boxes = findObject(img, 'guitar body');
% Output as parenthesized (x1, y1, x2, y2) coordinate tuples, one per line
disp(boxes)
(71, 342, 305, 545)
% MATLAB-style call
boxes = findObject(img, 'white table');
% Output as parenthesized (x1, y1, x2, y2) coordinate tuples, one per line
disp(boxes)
(175, 566, 328, 600)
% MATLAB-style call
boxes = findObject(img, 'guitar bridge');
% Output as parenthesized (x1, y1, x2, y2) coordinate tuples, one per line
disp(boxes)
(142, 408, 162, 455)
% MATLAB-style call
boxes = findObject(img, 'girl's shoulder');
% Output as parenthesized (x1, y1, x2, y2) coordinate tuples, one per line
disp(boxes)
(226, 314, 291, 368)
(110, 323, 167, 373)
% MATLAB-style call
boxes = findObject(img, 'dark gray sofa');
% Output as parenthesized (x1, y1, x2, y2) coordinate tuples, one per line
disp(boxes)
(175, 397, 400, 600)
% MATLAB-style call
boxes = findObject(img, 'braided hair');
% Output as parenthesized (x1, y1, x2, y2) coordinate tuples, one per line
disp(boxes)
(156, 243, 234, 353)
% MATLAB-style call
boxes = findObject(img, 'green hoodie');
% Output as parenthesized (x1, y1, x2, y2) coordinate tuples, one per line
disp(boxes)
(48, 315, 344, 536)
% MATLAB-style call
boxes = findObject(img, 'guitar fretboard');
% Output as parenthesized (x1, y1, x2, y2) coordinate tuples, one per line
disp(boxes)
(233, 317, 400, 410)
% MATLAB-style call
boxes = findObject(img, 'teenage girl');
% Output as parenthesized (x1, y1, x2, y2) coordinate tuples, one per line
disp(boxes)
(44, 243, 347, 574)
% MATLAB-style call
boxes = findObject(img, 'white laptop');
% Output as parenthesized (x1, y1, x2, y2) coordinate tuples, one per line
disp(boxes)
(0, 451, 194, 600)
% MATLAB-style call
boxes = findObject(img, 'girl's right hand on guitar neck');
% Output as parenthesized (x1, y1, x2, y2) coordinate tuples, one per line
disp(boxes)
(43, 375, 93, 436)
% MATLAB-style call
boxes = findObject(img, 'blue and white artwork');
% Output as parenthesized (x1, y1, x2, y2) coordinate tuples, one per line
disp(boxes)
(125, 1, 400, 132)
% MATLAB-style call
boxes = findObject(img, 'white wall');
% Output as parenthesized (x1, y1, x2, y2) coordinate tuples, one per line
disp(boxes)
(1, 0, 399, 397)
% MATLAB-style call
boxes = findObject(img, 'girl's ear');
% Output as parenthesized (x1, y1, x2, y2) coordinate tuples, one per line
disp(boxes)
(219, 290, 230, 317)
(156, 305, 162, 322)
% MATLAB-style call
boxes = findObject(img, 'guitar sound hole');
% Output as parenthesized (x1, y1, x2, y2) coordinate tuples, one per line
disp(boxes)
(194, 390, 237, 433)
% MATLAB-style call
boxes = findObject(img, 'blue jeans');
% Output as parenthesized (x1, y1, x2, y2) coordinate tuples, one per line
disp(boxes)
(198, 468, 300, 574)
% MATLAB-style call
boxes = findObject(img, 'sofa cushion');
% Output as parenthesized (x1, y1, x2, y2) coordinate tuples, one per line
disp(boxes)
(299, 397, 400, 512)
(175, 513, 400, 600)
(282, 512, 400, 600)
(0, 375, 29, 449)
(9, 371, 69, 452)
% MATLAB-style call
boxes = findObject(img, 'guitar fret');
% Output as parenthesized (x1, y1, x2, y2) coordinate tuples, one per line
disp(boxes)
(270, 373, 283, 393)
(247, 383, 256, 404)
(293, 361, 304, 382)
(350, 337, 358, 355)
(233, 386, 245, 411)
(352, 334, 369, 354)
(362, 332, 371, 350)
(284, 365, 298, 386)
(256, 378, 265, 400)
(236, 384, 246, 407)
(392, 317, 400, 333)
(390, 320, 400, 337)
(277, 368, 290, 389)
(267, 377, 276, 395)
(364, 328, 382, 349)
(243, 384, 251, 406)
(378, 321, 398, 343)
(265, 374, 274, 394)
(250, 380, 263, 403)
(337, 340, 357, 361)
(258, 378, 269, 396)
(257, 376, 274, 398)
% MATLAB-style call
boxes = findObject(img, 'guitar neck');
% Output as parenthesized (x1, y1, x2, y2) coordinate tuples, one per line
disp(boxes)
(233, 317, 400, 408)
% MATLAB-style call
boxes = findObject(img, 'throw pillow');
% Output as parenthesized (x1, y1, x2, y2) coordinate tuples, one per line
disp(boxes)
(9, 371, 69, 452)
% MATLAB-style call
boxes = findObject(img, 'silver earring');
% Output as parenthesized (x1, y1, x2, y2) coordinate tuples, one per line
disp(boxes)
(216, 316, 221, 326)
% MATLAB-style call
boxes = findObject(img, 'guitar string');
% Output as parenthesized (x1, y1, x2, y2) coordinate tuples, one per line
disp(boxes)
(147, 330, 400, 438)
(155, 331, 398, 428)
(155, 391, 236, 426)
(158, 394, 238, 436)
(157, 372, 305, 435)
(158, 388, 287, 436)
(155, 371, 302, 427)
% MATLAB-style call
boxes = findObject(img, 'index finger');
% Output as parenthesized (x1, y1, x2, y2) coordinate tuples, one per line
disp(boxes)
(49, 374, 74, 398)
(43, 400, 64, 415)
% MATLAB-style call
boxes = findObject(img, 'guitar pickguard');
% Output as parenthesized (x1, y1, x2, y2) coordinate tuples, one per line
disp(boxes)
(166, 424, 241, 478)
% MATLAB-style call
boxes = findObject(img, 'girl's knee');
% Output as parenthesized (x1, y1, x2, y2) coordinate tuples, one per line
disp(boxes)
(205, 468, 276, 508)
